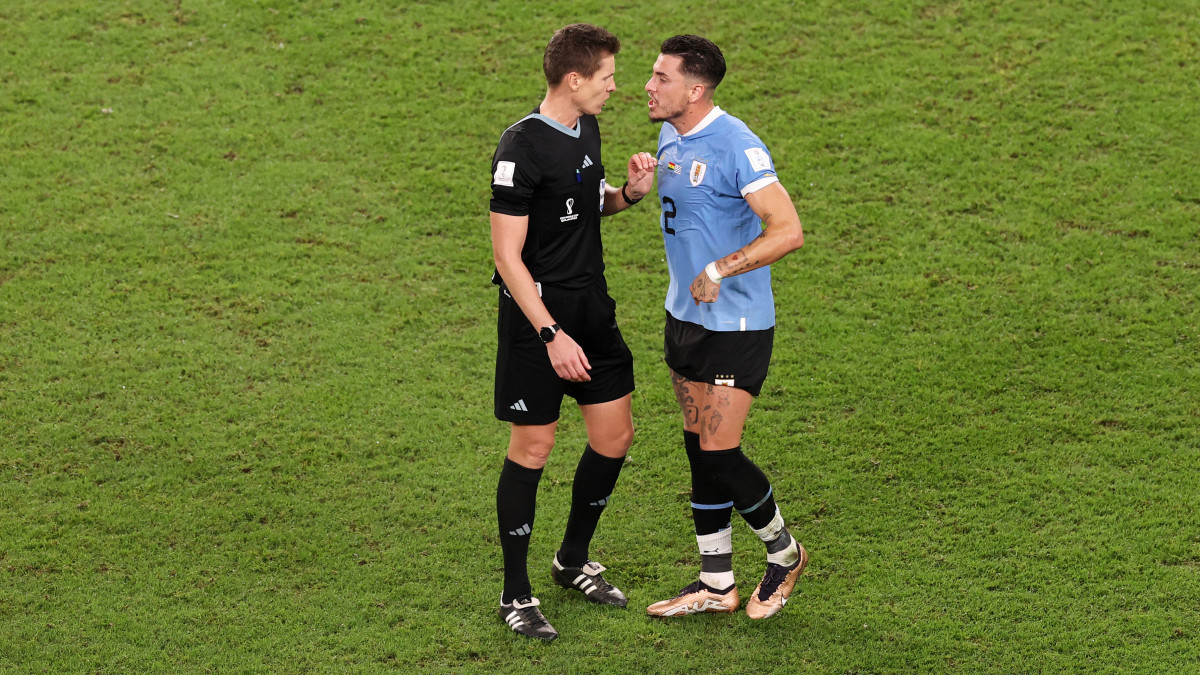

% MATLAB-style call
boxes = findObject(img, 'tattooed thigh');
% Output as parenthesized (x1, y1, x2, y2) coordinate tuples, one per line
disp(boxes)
(702, 384, 729, 437)
(670, 370, 701, 428)
(698, 384, 753, 449)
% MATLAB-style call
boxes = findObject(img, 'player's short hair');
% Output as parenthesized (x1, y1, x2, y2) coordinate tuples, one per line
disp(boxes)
(543, 23, 621, 87)
(660, 34, 726, 93)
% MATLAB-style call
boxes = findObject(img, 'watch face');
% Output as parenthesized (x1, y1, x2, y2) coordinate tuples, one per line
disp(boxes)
(540, 325, 557, 343)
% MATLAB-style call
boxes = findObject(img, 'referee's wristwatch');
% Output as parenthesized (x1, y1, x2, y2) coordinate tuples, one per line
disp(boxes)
(539, 323, 561, 343)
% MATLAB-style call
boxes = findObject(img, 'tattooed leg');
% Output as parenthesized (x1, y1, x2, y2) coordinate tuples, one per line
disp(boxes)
(698, 382, 754, 451)
(670, 369, 702, 433)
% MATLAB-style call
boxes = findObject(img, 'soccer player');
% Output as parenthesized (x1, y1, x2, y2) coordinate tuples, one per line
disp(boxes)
(642, 35, 808, 620)
(489, 24, 657, 641)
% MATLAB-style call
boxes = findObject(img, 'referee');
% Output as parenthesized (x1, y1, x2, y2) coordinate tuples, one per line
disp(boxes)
(489, 24, 656, 642)
(641, 35, 808, 621)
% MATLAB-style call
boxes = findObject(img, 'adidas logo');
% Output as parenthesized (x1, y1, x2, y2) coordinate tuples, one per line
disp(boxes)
(505, 611, 525, 629)
(574, 575, 599, 595)
(509, 399, 528, 412)
(581, 155, 593, 169)
(589, 495, 609, 507)
(508, 523, 531, 536)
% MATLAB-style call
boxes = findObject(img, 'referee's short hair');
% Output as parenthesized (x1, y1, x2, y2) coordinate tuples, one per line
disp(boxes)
(661, 35, 726, 92)
(544, 23, 621, 87)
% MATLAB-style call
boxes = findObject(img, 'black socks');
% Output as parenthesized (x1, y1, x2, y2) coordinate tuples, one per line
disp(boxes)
(557, 445, 625, 568)
(686, 432, 735, 585)
(499, 445, 626, 603)
(694, 444, 796, 565)
(686, 431, 734, 536)
(497, 458, 543, 604)
(694, 446, 778, 531)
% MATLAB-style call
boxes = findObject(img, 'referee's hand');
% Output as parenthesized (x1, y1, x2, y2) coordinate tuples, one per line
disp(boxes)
(547, 332, 592, 382)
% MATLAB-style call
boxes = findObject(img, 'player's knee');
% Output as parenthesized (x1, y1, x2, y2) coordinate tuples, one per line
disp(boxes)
(617, 423, 635, 452)
(528, 443, 556, 467)
(508, 439, 555, 468)
(593, 423, 634, 456)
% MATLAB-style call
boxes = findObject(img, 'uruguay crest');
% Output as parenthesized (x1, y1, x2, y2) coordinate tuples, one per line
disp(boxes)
(689, 160, 707, 187)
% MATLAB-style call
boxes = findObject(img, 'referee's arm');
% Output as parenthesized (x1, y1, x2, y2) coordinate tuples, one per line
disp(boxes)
(490, 211, 592, 382)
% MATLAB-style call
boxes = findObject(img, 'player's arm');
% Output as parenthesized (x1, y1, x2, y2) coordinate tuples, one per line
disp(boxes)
(602, 152, 658, 215)
(490, 211, 592, 382)
(690, 181, 804, 304)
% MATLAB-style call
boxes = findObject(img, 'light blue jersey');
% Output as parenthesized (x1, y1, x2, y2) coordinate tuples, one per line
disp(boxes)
(656, 107, 780, 331)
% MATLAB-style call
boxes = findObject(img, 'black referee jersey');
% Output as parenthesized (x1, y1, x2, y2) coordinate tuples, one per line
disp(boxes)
(490, 108, 608, 291)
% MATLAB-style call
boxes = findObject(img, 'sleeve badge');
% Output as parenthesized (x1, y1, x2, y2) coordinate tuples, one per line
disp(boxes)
(744, 147, 772, 173)
(493, 161, 516, 187)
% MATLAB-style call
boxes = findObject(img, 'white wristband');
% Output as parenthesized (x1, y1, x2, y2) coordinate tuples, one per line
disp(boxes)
(704, 261, 724, 283)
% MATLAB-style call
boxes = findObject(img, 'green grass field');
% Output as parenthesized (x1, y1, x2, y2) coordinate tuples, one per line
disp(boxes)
(3, 0, 1199, 672)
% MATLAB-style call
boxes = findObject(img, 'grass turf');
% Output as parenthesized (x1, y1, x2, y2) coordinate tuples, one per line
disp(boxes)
(2, 0, 1199, 672)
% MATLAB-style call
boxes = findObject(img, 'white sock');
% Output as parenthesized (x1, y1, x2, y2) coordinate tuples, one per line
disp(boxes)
(751, 508, 786, 542)
(697, 529, 735, 590)
(753, 508, 799, 566)
(766, 533, 799, 566)
(700, 570, 735, 590)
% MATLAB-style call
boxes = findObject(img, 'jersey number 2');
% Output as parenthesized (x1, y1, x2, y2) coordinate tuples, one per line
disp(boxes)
(662, 196, 677, 236)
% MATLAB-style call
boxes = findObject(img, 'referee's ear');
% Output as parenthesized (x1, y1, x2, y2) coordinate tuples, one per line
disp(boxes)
(558, 71, 582, 93)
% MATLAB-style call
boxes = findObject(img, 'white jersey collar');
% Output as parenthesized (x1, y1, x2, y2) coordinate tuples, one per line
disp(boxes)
(682, 106, 725, 137)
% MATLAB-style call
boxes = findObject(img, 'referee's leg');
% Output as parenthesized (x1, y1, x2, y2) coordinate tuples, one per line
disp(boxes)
(555, 394, 633, 569)
(497, 422, 557, 605)
(507, 422, 557, 468)
(580, 393, 634, 457)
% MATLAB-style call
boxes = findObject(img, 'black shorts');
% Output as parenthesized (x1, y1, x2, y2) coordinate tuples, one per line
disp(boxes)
(664, 312, 774, 397)
(494, 283, 635, 424)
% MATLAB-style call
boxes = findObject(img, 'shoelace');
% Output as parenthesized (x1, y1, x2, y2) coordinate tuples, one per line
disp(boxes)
(589, 574, 616, 593)
(757, 564, 791, 600)
(514, 604, 549, 628)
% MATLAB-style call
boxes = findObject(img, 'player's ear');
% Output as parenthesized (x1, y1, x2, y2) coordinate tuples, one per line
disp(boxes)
(689, 82, 707, 103)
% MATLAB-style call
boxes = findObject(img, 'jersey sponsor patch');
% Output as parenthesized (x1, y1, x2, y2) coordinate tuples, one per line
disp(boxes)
(744, 147, 771, 172)
(493, 160, 516, 187)
(690, 160, 707, 187)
